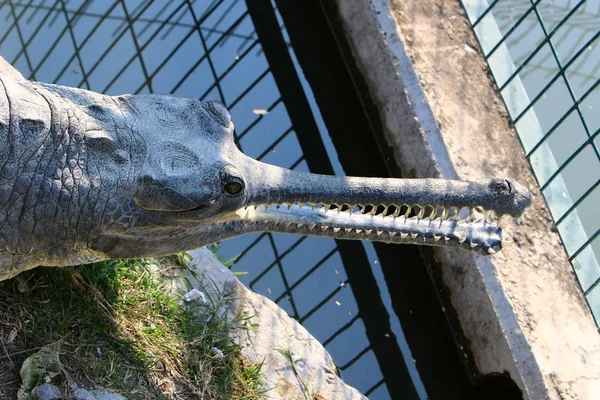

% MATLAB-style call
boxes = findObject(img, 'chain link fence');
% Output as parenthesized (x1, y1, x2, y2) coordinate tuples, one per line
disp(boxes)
(461, 0, 600, 326)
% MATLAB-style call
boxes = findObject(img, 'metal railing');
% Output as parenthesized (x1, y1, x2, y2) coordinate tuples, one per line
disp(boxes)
(461, 0, 600, 326)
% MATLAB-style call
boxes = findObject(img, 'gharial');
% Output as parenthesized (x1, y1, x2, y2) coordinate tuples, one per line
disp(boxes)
(0, 57, 531, 282)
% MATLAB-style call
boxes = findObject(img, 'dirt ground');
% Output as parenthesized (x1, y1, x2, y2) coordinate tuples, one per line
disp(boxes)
(387, 1, 600, 398)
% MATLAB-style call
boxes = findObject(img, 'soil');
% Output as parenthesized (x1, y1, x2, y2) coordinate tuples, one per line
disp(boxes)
(388, 1, 600, 398)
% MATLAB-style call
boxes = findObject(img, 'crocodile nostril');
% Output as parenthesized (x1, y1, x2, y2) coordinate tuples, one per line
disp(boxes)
(202, 100, 232, 128)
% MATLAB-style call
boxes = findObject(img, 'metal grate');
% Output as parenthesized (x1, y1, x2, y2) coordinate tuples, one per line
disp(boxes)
(461, 0, 600, 326)
(0, 0, 394, 397)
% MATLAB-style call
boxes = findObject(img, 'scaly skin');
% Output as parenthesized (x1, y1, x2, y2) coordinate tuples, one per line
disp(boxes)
(0, 57, 531, 281)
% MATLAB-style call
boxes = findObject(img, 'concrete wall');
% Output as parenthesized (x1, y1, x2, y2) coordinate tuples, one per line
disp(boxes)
(332, 1, 600, 399)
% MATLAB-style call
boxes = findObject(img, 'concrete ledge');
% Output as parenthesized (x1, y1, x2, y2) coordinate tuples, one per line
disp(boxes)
(333, 1, 600, 399)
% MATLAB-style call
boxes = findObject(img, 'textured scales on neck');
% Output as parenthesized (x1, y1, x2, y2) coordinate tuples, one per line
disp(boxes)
(0, 57, 531, 281)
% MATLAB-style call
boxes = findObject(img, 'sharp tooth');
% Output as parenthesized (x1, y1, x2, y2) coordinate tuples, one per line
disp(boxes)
(410, 233, 418, 239)
(308, 223, 316, 229)
(297, 223, 304, 228)
(365, 229, 372, 235)
(426, 207, 435, 219)
(444, 236, 450, 242)
(487, 248, 496, 254)
(389, 231, 397, 237)
(355, 229, 362, 234)
(470, 242, 477, 248)
(400, 233, 408, 239)
(376, 230, 383, 236)
(320, 226, 328, 231)
(333, 227, 341, 233)
(433, 235, 441, 241)
(345, 228, 352, 233)
(458, 236, 467, 243)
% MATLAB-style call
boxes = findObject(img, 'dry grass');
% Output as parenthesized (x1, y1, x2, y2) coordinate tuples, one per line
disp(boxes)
(0, 255, 264, 399)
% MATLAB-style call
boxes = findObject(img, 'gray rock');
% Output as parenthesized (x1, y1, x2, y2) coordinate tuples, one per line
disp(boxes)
(67, 380, 126, 400)
(31, 384, 61, 400)
(181, 248, 368, 400)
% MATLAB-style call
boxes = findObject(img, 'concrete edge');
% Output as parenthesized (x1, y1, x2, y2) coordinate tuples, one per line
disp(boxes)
(184, 248, 368, 400)
(332, 0, 548, 398)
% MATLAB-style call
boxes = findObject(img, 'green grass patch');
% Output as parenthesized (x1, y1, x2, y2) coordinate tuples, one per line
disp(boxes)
(0, 256, 263, 399)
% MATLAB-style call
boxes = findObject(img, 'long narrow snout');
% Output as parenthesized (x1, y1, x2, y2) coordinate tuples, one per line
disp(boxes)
(228, 157, 531, 255)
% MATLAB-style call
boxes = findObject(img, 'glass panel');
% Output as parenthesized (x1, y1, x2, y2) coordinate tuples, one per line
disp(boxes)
(556, 209, 587, 255)
(558, 146, 600, 206)
(464, 0, 600, 327)
(581, 86, 600, 134)
(573, 236, 600, 292)
(545, 111, 588, 167)
(586, 276, 600, 323)
(549, 1, 600, 65)
(513, 77, 573, 132)
(564, 35, 600, 100)
(571, 183, 600, 238)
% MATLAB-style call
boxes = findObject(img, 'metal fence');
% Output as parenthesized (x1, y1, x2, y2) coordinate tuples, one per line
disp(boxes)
(0, 0, 395, 397)
(461, 0, 600, 326)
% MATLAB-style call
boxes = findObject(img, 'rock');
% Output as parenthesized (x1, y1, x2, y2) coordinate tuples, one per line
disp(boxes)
(31, 384, 61, 400)
(68, 385, 126, 400)
(17, 342, 62, 400)
(16, 341, 125, 400)
(182, 248, 368, 400)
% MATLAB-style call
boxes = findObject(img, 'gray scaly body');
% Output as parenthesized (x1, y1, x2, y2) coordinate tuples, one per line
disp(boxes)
(0, 57, 531, 281)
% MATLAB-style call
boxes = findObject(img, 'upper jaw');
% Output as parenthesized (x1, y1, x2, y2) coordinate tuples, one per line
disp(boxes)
(227, 158, 531, 254)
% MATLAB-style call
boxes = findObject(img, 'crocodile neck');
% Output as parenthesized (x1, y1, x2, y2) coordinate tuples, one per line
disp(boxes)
(0, 75, 137, 270)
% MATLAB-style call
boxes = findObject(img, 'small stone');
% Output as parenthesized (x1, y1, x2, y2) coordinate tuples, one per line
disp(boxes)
(70, 385, 127, 400)
(17, 278, 29, 293)
(32, 384, 62, 400)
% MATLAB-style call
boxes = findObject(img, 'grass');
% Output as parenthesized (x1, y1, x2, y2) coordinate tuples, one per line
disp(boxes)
(0, 255, 264, 399)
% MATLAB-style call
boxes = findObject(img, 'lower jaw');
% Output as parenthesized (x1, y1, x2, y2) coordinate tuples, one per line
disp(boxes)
(234, 205, 503, 255)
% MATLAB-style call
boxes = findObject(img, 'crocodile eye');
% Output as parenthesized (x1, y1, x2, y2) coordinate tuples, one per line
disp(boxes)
(223, 180, 243, 196)
(221, 165, 244, 196)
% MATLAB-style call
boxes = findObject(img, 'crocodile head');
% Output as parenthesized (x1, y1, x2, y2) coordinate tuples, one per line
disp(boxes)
(90, 95, 531, 259)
